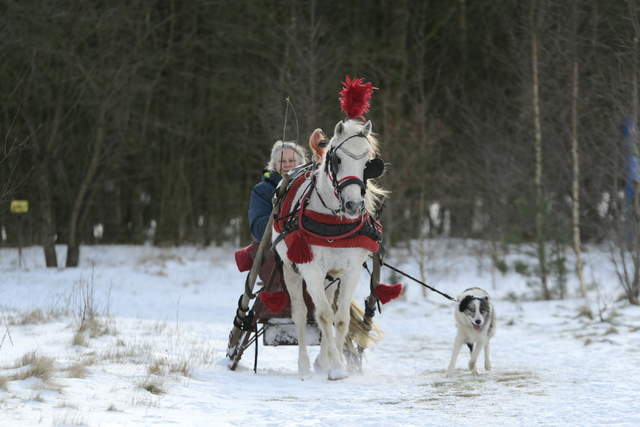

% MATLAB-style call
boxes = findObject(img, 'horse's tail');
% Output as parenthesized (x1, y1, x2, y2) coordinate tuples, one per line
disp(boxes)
(346, 300, 384, 351)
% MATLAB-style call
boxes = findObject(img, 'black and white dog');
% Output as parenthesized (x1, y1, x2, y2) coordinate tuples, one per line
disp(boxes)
(446, 287, 496, 377)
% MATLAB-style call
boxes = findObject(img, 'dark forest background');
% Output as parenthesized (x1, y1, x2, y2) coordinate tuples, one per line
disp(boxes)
(2, 0, 640, 273)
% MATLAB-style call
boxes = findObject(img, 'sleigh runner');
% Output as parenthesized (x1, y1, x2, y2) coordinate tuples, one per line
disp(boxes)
(227, 239, 372, 373)
(226, 76, 403, 379)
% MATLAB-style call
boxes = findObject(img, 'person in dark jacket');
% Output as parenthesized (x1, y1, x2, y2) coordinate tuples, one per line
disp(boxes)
(248, 141, 306, 241)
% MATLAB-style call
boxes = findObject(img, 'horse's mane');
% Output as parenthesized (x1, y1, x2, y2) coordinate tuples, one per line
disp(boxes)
(363, 132, 388, 214)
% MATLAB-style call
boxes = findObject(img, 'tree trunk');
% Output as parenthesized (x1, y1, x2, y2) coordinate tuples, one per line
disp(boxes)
(130, 1, 175, 244)
(531, 0, 550, 300)
(37, 161, 58, 267)
(418, 186, 428, 298)
(21, 87, 61, 268)
(572, 0, 586, 298)
(66, 103, 107, 267)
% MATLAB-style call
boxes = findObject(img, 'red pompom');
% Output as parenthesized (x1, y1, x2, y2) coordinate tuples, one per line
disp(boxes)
(234, 245, 254, 272)
(260, 291, 288, 314)
(339, 75, 377, 120)
(374, 283, 403, 304)
(286, 229, 315, 264)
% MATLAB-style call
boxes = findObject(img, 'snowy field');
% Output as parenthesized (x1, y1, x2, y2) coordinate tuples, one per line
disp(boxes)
(1, 242, 640, 426)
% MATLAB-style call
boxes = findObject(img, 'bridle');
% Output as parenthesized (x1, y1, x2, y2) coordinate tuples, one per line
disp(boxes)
(317, 131, 385, 216)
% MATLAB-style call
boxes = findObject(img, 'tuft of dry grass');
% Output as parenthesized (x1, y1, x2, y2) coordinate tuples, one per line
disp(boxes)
(65, 362, 89, 379)
(84, 318, 113, 338)
(147, 359, 166, 376)
(146, 357, 193, 378)
(72, 330, 88, 347)
(11, 352, 56, 383)
(167, 359, 192, 377)
(5, 307, 68, 326)
(52, 413, 88, 426)
(604, 326, 619, 335)
(107, 403, 123, 412)
(17, 308, 47, 325)
(576, 304, 594, 320)
(0, 375, 9, 392)
(139, 377, 166, 395)
(30, 393, 45, 403)
(17, 351, 39, 367)
(57, 401, 79, 409)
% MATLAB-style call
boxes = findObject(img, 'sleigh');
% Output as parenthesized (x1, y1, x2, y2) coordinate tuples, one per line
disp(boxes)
(226, 241, 371, 373)
(227, 78, 410, 378)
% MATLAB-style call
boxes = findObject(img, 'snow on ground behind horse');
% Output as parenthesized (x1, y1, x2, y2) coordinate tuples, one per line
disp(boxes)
(1, 242, 640, 426)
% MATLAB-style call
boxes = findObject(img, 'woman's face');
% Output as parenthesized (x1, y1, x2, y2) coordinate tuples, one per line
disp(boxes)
(275, 148, 299, 174)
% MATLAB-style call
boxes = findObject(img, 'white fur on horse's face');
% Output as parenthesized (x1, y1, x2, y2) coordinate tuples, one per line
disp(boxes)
(361, 120, 372, 137)
(331, 120, 372, 218)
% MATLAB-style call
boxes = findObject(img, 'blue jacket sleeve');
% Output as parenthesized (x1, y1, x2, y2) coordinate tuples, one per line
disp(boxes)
(248, 183, 274, 241)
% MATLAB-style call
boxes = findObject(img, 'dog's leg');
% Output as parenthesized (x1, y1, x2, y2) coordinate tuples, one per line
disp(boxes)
(484, 340, 493, 371)
(468, 338, 486, 374)
(446, 334, 465, 377)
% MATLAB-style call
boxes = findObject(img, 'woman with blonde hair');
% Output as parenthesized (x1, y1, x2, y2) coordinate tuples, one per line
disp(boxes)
(248, 141, 306, 241)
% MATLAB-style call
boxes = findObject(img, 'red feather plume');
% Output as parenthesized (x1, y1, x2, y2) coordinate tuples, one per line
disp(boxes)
(339, 75, 377, 120)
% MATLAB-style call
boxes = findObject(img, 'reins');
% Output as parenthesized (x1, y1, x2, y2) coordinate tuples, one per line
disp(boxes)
(366, 254, 458, 302)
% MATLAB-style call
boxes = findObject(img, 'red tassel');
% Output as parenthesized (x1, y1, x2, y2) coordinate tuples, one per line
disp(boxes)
(287, 229, 315, 264)
(375, 283, 403, 304)
(260, 291, 288, 314)
(234, 245, 254, 272)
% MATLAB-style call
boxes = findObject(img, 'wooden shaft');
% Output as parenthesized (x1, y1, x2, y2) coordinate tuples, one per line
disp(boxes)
(227, 175, 290, 356)
(359, 250, 381, 352)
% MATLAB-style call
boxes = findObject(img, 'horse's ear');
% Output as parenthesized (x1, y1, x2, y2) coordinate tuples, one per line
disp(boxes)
(334, 120, 344, 137)
(362, 120, 372, 137)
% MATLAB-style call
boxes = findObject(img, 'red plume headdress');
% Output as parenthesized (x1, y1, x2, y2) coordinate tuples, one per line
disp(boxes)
(339, 75, 377, 121)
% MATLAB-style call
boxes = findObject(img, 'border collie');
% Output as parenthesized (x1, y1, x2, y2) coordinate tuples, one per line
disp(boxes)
(446, 287, 496, 377)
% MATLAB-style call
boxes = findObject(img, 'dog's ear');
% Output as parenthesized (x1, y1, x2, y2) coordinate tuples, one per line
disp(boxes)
(459, 295, 475, 312)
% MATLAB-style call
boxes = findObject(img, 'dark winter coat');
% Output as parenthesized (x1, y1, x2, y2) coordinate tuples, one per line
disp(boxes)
(248, 170, 282, 241)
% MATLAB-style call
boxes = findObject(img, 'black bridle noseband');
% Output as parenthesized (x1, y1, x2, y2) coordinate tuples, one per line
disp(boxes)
(319, 132, 385, 216)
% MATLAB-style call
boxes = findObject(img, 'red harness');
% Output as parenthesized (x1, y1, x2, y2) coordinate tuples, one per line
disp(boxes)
(274, 173, 380, 263)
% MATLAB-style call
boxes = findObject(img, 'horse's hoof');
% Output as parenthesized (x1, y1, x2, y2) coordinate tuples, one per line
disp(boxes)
(314, 356, 329, 373)
(299, 358, 311, 375)
(327, 369, 348, 381)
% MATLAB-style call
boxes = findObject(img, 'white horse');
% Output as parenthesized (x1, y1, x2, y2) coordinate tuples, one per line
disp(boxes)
(273, 118, 386, 380)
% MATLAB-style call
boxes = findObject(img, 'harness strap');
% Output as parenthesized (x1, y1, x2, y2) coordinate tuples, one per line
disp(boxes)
(273, 157, 382, 250)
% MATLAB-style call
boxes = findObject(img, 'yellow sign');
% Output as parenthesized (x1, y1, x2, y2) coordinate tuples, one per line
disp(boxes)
(10, 200, 29, 214)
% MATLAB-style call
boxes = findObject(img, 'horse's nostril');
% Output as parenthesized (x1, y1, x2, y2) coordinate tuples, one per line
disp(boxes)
(345, 201, 357, 212)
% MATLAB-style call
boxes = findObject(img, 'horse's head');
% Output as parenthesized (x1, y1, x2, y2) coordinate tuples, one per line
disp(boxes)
(324, 119, 385, 218)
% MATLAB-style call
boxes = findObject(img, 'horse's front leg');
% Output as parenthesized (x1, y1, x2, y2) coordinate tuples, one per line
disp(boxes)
(313, 276, 339, 373)
(333, 267, 361, 365)
(282, 262, 310, 376)
(303, 267, 347, 380)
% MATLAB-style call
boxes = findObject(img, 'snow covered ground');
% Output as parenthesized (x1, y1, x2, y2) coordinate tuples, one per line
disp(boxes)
(1, 242, 640, 426)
